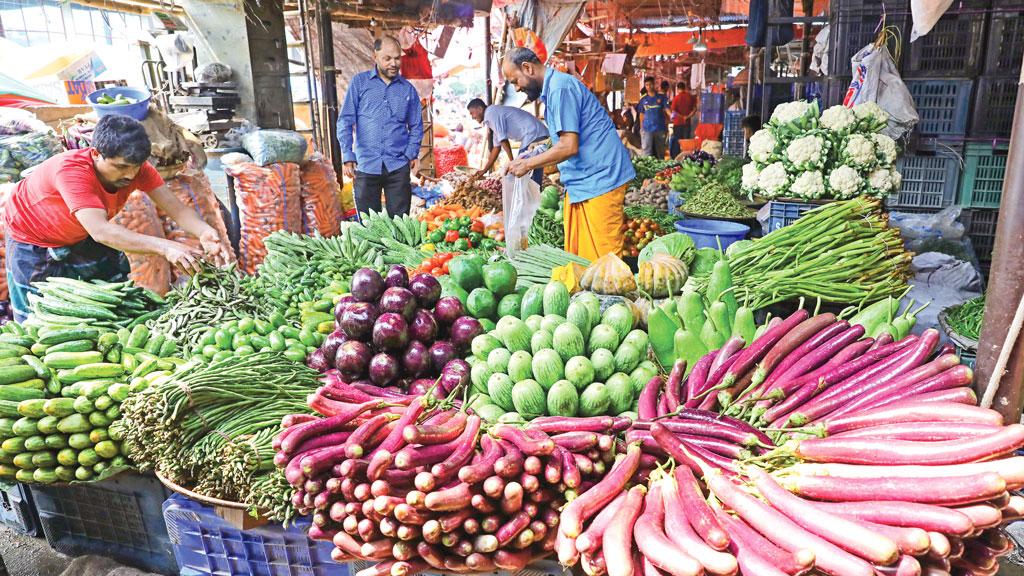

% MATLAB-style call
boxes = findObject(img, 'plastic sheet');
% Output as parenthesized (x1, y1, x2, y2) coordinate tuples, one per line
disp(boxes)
(0, 131, 63, 184)
(111, 191, 172, 295)
(225, 162, 303, 274)
(299, 154, 343, 237)
(241, 129, 308, 166)
(161, 169, 236, 281)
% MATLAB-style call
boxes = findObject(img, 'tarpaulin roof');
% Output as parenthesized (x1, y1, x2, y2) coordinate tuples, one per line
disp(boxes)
(634, 28, 749, 56)
(0, 72, 57, 108)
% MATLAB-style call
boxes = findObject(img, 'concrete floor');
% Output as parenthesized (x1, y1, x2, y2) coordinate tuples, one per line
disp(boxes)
(0, 525, 72, 576)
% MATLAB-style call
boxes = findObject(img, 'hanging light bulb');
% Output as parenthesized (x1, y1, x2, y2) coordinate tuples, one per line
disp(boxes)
(694, 29, 708, 52)
(687, 33, 698, 45)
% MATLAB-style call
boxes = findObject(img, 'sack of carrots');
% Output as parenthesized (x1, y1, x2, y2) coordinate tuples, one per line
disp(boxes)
(111, 191, 172, 295)
(226, 161, 303, 274)
(162, 168, 236, 276)
(0, 184, 12, 300)
(300, 153, 343, 237)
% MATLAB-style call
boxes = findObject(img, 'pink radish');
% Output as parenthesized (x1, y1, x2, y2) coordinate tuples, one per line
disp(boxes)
(780, 472, 1006, 506)
(576, 492, 627, 554)
(659, 477, 738, 575)
(673, 466, 730, 551)
(793, 425, 1024, 466)
(828, 421, 1003, 442)
(820, 402, 1003, 436)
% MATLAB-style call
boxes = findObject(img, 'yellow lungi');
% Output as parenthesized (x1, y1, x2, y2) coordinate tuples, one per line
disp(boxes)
(563, 183, 626, 262)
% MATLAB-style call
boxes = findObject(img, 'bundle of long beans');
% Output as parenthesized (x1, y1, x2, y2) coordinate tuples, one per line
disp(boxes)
(693, 198, 912, 310)
(148, 264, 269, 350)
(509, 244, 590, 287)
(120, 352, 319, 521)
(945, 296, 985, 341)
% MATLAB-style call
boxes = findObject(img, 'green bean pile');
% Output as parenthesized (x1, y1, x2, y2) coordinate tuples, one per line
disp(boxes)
(528, 208, 564, 247)
(683, 181, 756, 219)
(120, 352, 318, 522)
(692, 198, 912, 310)
(147, 264, 269, 351)
(946, 296, 985, 341)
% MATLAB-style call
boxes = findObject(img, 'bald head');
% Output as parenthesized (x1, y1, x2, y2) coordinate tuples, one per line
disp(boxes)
(374, 36, 402, 81)
(501, 47, 545, 102)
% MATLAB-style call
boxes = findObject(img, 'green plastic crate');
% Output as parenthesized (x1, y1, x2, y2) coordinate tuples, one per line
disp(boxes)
(959, 142, 1010, 208)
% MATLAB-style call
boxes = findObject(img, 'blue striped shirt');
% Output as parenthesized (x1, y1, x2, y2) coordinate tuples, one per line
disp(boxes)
(338, 68, 424, 175)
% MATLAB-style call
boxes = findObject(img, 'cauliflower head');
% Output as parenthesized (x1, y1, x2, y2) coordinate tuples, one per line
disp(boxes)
(853, 101, 890, 130)
(828, 165, 864, 199)
(868, 168, 896, 194)
(771, 100, 817, 127)
(741, 162, 761, 191)
(758, 162, 791, 199)
(842, 134, 877, 169)
(785, 134, 827, 170)
(791, 171, 826, 200)
(749, 129, 778, 163)
(872, 133, 898, 165)
(820, 105, 857, 133)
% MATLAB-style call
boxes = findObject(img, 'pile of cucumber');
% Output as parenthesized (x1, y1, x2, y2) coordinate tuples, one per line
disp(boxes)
(25, 277, 166, 331)
(0, 322, 185, 484)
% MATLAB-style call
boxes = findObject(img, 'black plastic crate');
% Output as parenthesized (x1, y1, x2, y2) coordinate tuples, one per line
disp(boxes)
(962, 207, 999, 261)
(32, 473, 176, 575)
(0, 483, 39, 537)
(822, 76, 853, 107)
(889, 145, 963, 210)
(906, 79, 973, 135)
(970, 76, 1018, 138)
(829, 11, 908, 77)
(904, 10, 987, 77)
(984, 9, 1024, 74)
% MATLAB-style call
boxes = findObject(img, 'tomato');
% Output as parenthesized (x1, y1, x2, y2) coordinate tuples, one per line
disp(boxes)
(470, 220, 485, 233)
(444, 230, 460, 243)
(630, 248, 640, 257)
(441, 252, 455, 262)
(441, 263, 449, 274)
(431, 267, 443, 275)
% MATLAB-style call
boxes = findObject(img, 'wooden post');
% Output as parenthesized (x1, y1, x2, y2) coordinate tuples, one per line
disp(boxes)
(485, 16, 493, 106)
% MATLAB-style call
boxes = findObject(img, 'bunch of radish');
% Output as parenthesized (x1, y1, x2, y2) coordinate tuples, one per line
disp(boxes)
(274, 376, 626, 576)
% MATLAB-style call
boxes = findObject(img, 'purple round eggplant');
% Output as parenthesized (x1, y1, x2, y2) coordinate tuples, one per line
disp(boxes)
(409, 378, 446, 400)
(335, 340, 372, 379)
(433, 296, 464, 326)
(401, 340, 430, 377)
(409, 308, 439, 344)
(372, 312, 410, 351)
(340, 302, 379, 340)
(334, 294, 357, 324)
(408, 274, 442, 309)
(427, 340, 457, 373)
(351, 268, 385, 303)
(306, 348, 330, 373)
(379, 287, 417, 322)
(369, 352, 401, 385)
(320, 329, 347, 361)
(385, 265, 410, 289)
(439, 359, 471, 393)
(448, 316, 484, 350)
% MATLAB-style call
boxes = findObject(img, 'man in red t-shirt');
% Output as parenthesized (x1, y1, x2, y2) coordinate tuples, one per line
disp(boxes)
(670, 82, 697, 158)
(5, 114, 231, 321)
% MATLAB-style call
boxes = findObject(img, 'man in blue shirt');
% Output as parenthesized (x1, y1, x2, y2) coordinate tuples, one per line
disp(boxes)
(338, 36, 424, 216)
(502, 47, 635, 260)
(637, 76, 670, 158)
(467, 99, 548, 184)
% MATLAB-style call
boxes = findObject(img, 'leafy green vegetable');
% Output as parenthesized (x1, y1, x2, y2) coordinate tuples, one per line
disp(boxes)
(638, 233, 696, 265)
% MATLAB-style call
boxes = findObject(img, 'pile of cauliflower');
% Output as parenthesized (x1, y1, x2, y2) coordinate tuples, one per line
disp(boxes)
(741, 100, 902, 201)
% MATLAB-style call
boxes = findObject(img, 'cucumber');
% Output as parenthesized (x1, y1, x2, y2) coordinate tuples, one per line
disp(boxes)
(116, 328, 131, 345)
(81, 380, 113, 400)
(38, 328, 100, 346)
(23, 435, 46, 452)
(89, 428, 109, 444)
(97, 332, 119, 354)
(11, 417, 38, 437)
(88, 410, 111, 428)
(108, 421, 125, 441)
(1, 436, 26, 453)
(74, 466, 94, 481)
(44, 351, 104, 369)
(67, 433, 92, 450)
(94, 395, 113, 412)
(0, 418, 14, 437)
(8, 379, 45, 391)
(61, 382, 86, 398)
(44, 434, 68, 450)
(0, 400, 22, 418)
(0, 335, 34, 348)
(0, 464, 18, 480)
(105, 345, 121, 364)
(36, 416, 59, 435)
(107, 383, 130, 403)
(0, 343, 31, 356)
(77, 448, 99, 467)
(17, 398, 47, 418)
(21, 356, 51, 381)
(15, 468, 35, 482)
(59, 363, 125, 384)
(144, 334, 165, 355)
(0, 365, 39, 386)
(126, 325, 150, 348)
(43, 398, 77, 418)
(46, 340, 96, 355)
(57, 413, 91, 434)
(121, 353, 137, 374)
(54, 465, 75, 482)
(105, 404, 120, 420)
(158, 339, 177, 358)
(73, 396, 95, 414)
(13, 452, 35, 470)
(130, 358, 158, 379)
(31, 451, 56, 468)
(0, 385, 44, 402)
(94, 440, 119, 459)
(30, 343, 50, 355)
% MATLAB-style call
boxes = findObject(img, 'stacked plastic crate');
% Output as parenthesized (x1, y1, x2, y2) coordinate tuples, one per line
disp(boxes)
(722, 111, 745, 157)
(958, 0, 1021, 271)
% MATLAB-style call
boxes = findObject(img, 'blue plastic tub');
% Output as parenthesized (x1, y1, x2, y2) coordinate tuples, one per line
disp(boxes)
(675, 218, 750, 250)
(86, 86, 152, 121)
(163, 493, 342, 576)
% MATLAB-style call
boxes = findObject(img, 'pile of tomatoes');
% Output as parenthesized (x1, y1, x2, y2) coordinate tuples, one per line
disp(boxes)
(620, 218, 664, 258)
(654, 165, 682, 181)
(411, 252, 457, 276)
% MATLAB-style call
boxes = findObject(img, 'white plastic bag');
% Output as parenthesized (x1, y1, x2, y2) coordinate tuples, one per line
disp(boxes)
(847, 44, 919, 140)
(502, 174, 541, 257)
(911, 0, 955, 41)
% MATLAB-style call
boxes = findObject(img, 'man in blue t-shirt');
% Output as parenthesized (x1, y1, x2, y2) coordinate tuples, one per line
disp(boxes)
(637, 76, 670, 158)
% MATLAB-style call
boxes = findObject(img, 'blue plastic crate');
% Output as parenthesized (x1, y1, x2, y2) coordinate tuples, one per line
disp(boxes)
(888, 145, 962, 210)
(163, 493, 342, 576)
(32, 473, 176, 575)
(762, 200, 824, 234)
(0, 483, 39, 537)
(906, 79, 973, 136)
(700, 93, 725, 124)
(722, 111, 745, 156)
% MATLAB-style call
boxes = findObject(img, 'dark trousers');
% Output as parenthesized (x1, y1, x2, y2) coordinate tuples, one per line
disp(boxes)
(670, 124, 692, 158)
(354, 163, 412, 217)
